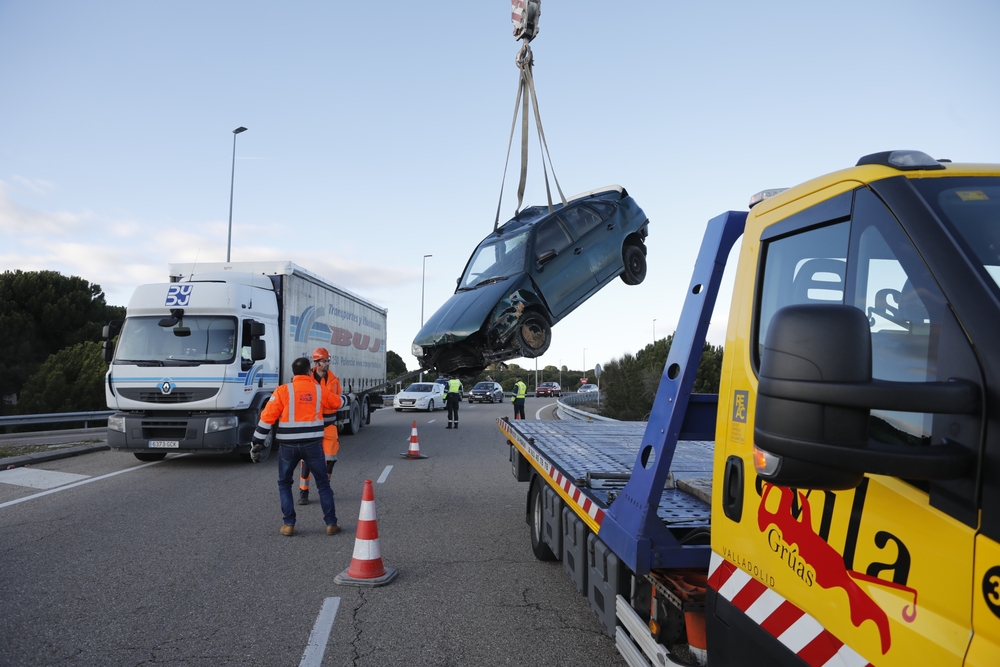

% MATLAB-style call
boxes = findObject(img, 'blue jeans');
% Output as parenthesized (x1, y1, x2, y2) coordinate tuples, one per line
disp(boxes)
(277, 438, 337, 527)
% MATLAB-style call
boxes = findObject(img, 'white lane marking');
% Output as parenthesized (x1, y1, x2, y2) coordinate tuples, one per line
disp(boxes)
(0, 468, 90, 489)
(376, 465, 392, 484)
(0, 455, 188, 510)
(427, 419, 436, 423)
(299, 597, 340, 667)
(535, 402, 557, 421)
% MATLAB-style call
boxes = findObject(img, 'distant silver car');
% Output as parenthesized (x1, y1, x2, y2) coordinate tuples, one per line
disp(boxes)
(578, 384, 599, 393)
(393, 382, 446, 412)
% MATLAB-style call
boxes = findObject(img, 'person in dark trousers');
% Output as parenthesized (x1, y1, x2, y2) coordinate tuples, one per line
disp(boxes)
(512, 376, 527, 420)
(299, 347, 342, 505)
(251, 357, 345, 537)
(445, 375, 463, 428)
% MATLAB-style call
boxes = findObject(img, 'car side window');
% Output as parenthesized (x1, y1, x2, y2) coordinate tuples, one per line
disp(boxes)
(559, 204, 604, 239)
(533, 218, 572, 260)
(588, 202, 615, 220)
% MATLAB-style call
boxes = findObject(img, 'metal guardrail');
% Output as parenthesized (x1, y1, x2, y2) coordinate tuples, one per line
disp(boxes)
(0, 410, 114, 428)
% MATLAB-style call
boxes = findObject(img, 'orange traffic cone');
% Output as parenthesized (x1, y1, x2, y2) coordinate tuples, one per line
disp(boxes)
(400, 420, 428, 459)
(334, 479, 398, 587)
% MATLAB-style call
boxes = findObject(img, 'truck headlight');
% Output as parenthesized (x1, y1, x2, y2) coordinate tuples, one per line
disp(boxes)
(206, 416, 239, 433)
(108, 416, 126, 433)
(411, 343, 424, 357)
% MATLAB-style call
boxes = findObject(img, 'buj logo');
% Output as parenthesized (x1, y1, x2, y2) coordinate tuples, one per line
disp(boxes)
(165, 284, 193, 307)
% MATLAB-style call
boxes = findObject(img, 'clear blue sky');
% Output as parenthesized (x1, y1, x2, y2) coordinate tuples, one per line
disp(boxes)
(2, 1, 997, 377)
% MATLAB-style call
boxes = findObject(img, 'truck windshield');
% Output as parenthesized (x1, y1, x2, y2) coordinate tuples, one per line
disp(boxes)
(459, 231, 529, 290)
(912, 176, 1000, 293)
(114, 316, 239, 365)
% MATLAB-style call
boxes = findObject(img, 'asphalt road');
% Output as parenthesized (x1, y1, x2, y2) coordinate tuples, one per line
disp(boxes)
(0, 400, 625, 666)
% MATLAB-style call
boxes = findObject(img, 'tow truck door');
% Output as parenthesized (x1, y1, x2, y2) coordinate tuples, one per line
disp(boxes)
(715, 185, 979, 666)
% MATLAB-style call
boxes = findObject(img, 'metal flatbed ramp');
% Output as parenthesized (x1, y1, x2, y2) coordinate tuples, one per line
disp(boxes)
(498, 419, 713, 527)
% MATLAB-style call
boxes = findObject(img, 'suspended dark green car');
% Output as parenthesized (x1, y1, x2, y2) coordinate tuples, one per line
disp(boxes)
(412, 186, 649, 378)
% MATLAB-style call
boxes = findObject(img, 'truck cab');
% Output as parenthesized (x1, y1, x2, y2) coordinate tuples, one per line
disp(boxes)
(105, 272, 278, 461)
(713, 151, 1000, 665)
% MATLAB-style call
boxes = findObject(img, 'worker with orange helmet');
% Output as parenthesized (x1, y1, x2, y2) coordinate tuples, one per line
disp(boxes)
(298, 347, 343, 505)
(250, 356, 346, 536)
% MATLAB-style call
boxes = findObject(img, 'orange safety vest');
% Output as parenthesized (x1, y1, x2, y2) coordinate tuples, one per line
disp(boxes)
(256, 374, 342, 445)
(312, 368, 342, 457)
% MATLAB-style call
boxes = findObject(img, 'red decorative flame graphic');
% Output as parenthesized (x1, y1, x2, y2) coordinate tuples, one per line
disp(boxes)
(758, 483, 892, 654)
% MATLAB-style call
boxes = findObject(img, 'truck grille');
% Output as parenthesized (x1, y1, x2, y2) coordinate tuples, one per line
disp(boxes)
(118, 388, 219, 404)
(140, 421, 195, 440)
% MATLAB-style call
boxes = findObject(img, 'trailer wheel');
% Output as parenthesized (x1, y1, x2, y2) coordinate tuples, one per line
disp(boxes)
(134, 452, 167, 462)
(530, 480, 557, 561)
(343, 399, 362, 435)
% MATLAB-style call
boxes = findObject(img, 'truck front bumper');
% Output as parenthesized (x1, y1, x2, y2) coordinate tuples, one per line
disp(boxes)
(107, 411, 243, 454)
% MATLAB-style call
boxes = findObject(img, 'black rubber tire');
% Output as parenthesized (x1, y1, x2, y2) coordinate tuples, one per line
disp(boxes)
(621, 244, 647, 285)
(239, 408, 274, 462)
(343, 400, 362, 435)
(518, 313, 552, 358)
(395, 408, 402, 412)
(134, 452, 167, 462)
(529, 480, 557, 561)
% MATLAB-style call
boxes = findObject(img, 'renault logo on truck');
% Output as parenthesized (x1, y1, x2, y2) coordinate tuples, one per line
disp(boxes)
(158, 380, 174, 395)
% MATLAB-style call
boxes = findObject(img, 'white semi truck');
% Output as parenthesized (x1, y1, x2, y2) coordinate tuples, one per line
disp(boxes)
(103, 261, 387, 462)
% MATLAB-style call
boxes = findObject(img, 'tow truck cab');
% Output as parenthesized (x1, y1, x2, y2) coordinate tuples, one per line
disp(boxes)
(713, 151, 1000, 665)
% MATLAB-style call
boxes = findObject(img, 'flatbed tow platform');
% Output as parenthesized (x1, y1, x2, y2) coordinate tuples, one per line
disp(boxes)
(498, 418, 713, 534)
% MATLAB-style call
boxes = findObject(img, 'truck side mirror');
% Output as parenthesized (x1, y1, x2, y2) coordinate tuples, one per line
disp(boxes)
(250, 321, 265, 337)
(251, 339, 266, 361)
(102, 339, 115, 363)
(754, 304, 975, 490)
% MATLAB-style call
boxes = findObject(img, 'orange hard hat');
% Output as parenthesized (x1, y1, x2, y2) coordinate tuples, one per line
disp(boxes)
(312, 347, 331, 361)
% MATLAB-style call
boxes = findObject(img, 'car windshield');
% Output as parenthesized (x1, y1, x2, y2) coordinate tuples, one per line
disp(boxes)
(459, 231, 529, 290)
(114, 315, 238, 365)
(912, 176, 1000, 295)
(473, 383, 493, 390)
(405, 383, 435, 393)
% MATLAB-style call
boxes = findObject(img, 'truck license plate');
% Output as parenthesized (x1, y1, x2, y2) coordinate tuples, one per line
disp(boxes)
(149, 440, 180, 448)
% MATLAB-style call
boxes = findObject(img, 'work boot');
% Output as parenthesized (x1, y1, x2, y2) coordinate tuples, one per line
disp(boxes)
(326, 524, 341, 536)
(298, 490, 309, 505)
(446, 423, 452, 429)
(280, 524, 294, 537)
(454, 422, 458, 429)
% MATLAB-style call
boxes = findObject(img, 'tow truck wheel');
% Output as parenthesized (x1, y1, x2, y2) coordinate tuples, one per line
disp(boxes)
(134, 452, 167, 462)
(621, 244, 647, 285)
(529, 480, 557, 561)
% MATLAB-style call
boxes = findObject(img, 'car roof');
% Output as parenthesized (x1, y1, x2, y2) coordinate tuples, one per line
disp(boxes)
(494, 186, 628, 237)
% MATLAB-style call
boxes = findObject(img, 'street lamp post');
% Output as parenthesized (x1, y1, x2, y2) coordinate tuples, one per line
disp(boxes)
(558, 359, 562, 389)
(226, 126, 248, 263)
(653, 318, 657, 346)
(421, 254, 433, 326)
(583, 348, 587, 379)
(420, 254, 432, 381)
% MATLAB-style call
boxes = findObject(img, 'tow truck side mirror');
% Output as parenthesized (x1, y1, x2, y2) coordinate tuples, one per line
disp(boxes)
(251, 339, 266, 361)
(102, 339, 114, 363)
(753, 304, 975, 490)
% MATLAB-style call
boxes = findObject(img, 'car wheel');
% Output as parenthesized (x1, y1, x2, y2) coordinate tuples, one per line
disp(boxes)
(621, 244, 647, 285)
(134, 452, 167, 462)
(518, 313, 551, 358)
(395, 408, 402, 412)
(427, 399, 434, 412)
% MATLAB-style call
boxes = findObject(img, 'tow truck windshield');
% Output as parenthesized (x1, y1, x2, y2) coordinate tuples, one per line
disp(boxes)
(114, 315, 239, 366)
(913, 176, 1000, 291)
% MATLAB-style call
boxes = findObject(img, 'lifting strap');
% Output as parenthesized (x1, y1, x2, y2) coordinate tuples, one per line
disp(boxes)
(494, 3, 567, 231)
